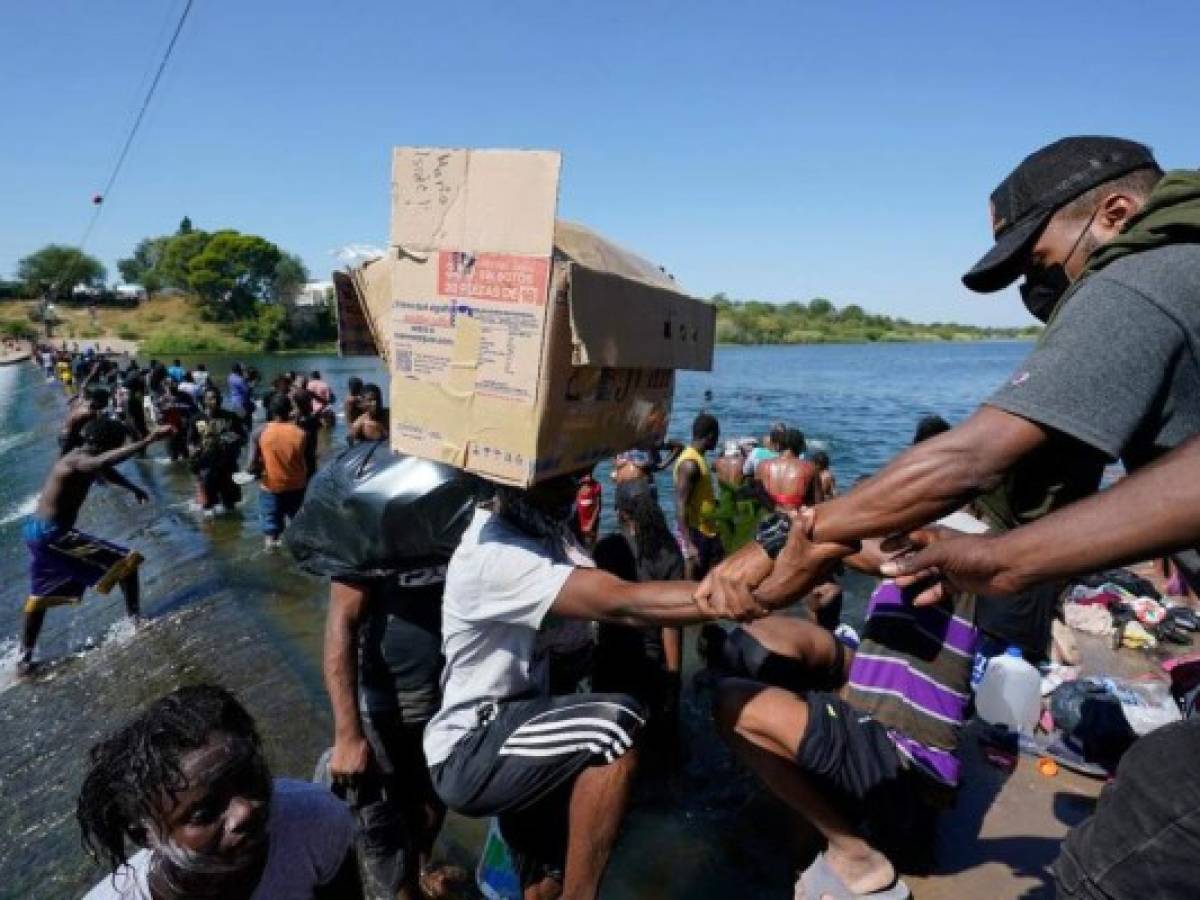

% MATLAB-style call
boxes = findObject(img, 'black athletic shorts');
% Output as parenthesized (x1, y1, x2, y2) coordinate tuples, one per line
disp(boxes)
(796, 696, 907, 816)
(706, 625, 847, 694)
(430, 693, 645, 884)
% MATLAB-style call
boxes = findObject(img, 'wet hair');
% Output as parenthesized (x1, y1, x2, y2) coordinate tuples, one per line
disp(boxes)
(768, 422, 788, 449)
(810, 450, 830, 470)
(268, 393, 293, 420)
(362, 383, 384, 417)
(912, 414, 951, 444)
(230, 363, 243, 376)
(692, 412, 719, 442)
(783, 428, 807, 456)
(1058, 165, 1164, 223)
(76, 685, 263, 875)
(347, 376, 363, 395)
(310, 370, 320, 380)
(593, 533, 638, 581)
(616, 485, 679, 566)
(82, 417, 128, 453)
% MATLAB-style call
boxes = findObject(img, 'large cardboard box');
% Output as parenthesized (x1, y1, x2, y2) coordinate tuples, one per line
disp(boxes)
(377, 147, 714, 487)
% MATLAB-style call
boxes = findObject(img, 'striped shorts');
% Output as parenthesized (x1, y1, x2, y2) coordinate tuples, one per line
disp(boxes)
(430, 693, 645, 883)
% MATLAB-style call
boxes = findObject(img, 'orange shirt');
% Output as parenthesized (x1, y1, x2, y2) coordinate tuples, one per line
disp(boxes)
(260, 422, 309, 492)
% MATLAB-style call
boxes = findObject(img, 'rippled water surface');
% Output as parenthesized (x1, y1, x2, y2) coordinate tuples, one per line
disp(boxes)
(0, 342, 1031, 898)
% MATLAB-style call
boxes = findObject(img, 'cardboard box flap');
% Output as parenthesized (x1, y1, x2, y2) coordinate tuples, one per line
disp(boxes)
(391, 148, 560, 256)
(344, 253, 396, 364)
(332, 270, 377, 358)
(567, 263, 715, 371)
(553, 220, 681, 291)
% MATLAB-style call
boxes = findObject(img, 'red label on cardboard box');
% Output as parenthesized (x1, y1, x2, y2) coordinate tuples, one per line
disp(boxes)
(437, 251, 550, 305)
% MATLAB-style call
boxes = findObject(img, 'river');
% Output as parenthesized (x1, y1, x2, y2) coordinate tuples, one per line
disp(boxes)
(0, 341, 1032, 898)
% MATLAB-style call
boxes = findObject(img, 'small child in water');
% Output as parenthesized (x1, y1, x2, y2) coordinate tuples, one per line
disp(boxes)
(810, 449, 837, 499)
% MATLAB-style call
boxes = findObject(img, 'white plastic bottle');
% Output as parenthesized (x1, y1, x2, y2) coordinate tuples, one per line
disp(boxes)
(974, 646, 1042, 733)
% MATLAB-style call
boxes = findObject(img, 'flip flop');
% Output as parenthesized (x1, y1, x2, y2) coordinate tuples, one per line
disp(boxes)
(795, 853, 911, 900)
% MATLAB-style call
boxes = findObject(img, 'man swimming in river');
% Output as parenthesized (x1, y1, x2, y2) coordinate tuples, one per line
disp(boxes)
(18, 417, 172, 677)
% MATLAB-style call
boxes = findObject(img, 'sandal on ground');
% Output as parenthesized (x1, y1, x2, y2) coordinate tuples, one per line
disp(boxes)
(795, 853, 911, 900)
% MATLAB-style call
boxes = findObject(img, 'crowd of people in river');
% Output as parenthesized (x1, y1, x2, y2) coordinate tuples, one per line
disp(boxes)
(14, 134, 1200, 899)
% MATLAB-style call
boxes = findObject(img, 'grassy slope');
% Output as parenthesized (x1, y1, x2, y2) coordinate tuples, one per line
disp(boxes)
(1, 295, 304, 354)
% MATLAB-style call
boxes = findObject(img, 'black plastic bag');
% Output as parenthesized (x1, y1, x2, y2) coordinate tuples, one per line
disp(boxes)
(284, 441, 485, 579)
(1050, 679, 1138, 771)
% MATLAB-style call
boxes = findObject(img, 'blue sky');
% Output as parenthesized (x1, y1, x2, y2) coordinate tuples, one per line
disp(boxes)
(3, 1, 1198, 326)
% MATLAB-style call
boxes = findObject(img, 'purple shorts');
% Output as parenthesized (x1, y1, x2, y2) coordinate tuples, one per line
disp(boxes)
(23, 518, 141, 612)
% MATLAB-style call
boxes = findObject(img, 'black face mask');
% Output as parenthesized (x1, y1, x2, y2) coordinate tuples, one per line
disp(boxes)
(1019, 264, 1071, 323)
(1018, 206, 1100, 323)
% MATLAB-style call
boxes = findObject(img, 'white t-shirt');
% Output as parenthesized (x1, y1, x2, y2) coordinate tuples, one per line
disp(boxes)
(82, 779, 353, 900)
(423, 508, 578, 766)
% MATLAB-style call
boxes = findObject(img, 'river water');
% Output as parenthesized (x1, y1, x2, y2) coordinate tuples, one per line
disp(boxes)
(0, 341, 1032, 899)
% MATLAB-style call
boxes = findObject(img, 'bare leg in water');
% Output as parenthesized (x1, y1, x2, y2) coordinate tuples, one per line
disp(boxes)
(714, 680, 896, 897)
(19, 575, 139, 676)
(522, 746, 640, 900)
(122, 572, 141, 621)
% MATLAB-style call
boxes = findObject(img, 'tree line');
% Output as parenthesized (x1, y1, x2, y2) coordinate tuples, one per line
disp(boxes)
(7, 219, 334, 350)
(711, 294, 1040, 344)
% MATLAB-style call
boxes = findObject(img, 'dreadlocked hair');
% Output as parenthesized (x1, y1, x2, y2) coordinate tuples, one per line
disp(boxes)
(76, 684, 262, 876)
(619, 489, 679, 567)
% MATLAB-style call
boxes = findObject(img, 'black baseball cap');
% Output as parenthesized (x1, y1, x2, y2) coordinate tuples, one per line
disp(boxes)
(963, 136, 1158, 293)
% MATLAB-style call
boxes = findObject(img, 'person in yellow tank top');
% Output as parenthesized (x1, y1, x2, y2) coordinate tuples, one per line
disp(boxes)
(673, 412, 724, 579)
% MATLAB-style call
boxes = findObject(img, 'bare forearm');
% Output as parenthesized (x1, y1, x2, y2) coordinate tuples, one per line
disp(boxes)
(609, 580, 708, 627)
(101, 467, 138, 494)
(811, 445, 978, 545)
(662, 626, 683, 673)
(993, 444, 1200, 591)
(323, 619, 363, 741)
(85, 435, 154, 471)
(811, 408, 1044, 545)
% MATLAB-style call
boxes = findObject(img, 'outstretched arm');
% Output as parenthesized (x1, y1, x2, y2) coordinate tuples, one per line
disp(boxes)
(810, 406, 1049, 545)
(551, 567, 761, 626)
(882, 435, 1200, 601)
(74, 426, 172, 475)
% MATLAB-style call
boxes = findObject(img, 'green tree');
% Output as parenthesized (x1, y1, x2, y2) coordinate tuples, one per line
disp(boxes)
(178, 216, 194, 234)
(187, 230, 282, 320)
(807, 298, 834, 318)
(17, 245, 106, 298)
(157, 230, 212, 289)
(117, 236, 170, 292)
(273, 252, 309, 303)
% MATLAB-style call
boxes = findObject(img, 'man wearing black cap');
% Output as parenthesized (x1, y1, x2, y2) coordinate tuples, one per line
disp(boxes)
(700, 136, 1200, 892)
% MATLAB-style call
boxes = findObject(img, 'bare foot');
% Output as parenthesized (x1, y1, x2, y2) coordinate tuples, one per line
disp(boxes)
(823, 845, 896, 895)
(419, 863, 470, 899)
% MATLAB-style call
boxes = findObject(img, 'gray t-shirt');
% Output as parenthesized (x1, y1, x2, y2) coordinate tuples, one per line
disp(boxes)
(82, 779, 353, 900)
(423, 508, 577, 766)
(988, 243, 1200, 471)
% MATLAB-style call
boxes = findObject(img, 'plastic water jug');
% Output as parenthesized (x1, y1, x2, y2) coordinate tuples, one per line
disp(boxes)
(975, 647, 1041, 733)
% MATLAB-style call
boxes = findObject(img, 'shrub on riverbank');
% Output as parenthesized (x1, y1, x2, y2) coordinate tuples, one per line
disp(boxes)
(712, 294, 1039, 344)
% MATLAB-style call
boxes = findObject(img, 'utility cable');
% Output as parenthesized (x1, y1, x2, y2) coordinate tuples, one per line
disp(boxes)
(79, 0, 195, 251)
